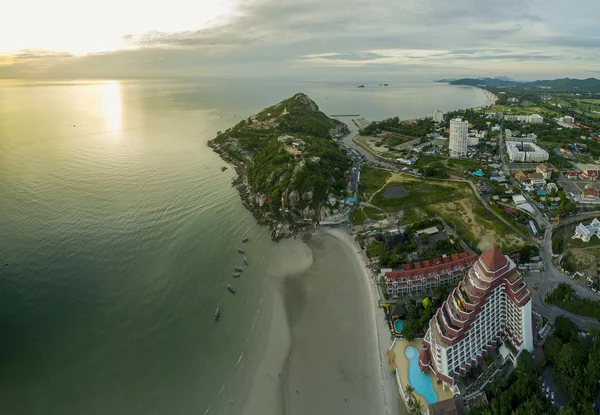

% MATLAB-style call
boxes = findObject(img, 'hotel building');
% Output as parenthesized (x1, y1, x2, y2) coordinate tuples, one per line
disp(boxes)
(418, 248, 533, 385)
(382, 252, 478, 298)
(449, 118, 468, 158)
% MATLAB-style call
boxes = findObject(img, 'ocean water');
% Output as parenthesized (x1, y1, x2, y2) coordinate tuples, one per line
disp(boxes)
(0, 79, 488, 414)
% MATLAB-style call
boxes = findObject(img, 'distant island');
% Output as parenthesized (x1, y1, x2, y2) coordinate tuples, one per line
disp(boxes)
(208, 93, 352, 240)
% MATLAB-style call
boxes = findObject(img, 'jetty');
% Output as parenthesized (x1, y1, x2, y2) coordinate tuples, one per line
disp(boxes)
(330, 114, 360, 117)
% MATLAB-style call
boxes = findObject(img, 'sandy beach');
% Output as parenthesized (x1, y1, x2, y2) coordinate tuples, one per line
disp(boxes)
(280, 228, 403, 415)
(233, 228, 405, 415)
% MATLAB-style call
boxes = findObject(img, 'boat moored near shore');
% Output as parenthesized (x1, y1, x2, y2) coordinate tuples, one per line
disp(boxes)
(237, 248, 245, 254)
(227, 284, 236, 294)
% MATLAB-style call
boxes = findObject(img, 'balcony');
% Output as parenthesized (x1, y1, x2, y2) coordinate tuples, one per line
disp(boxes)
(442, 306, 461, 331)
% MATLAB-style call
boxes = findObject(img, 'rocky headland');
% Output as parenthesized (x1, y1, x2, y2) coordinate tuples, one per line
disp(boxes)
(208, 93, 351, 240)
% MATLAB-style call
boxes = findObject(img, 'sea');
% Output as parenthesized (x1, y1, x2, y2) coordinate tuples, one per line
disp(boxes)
(0, 79, 488, 414)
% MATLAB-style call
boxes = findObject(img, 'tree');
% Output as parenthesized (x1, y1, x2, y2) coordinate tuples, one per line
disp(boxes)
(402, 320, 420, 341)
(555, 316, 578, 342)
(422, 297, 432, 310)
(411, 399, 423, 415)
(516, 350, 535, 376)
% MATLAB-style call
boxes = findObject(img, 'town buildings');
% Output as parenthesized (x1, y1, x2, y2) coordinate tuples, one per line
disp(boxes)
(581, 185, 599, 202)
(573, 218, 600, 242)
(449, 118, 469, 158)
(528, 114, 544, 124)
(506, 141, 549, 162)
(535, 164, 553, 180)
(433, 110, 444, 123)
(419, 248, 534, 385)
(382, 252, 478, 298)
(561, 115, 575, 124)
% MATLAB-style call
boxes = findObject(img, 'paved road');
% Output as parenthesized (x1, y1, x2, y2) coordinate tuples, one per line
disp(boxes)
(343, 122, 600, 330)
(529, 224, 600, 330)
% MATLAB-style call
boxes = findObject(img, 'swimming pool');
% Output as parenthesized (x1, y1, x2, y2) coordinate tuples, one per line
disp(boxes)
(395, 320, 403, 332)
(405, 346, 438, 404)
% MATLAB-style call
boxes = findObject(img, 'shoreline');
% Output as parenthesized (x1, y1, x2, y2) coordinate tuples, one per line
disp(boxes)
(276, 227, 399, 415)
(324, 227, 405, 415)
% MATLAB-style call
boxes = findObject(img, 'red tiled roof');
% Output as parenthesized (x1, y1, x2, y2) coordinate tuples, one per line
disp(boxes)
(583, 187, 598, 198)
(480, 247, 507, 271)
(385, 252, 478, 282)
(419, 348, 431, 365)
(566, 171, 578, 177)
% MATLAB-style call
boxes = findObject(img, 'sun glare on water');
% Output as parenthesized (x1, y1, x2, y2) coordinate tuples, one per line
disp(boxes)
(99, 82, 122, 132)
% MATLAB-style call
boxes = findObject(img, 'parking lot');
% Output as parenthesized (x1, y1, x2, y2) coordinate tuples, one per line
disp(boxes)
(557, 176, 600, 196)
(540, 365, 569, 409)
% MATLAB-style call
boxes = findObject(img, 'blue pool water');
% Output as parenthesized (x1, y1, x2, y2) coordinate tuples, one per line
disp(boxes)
(395, 320, 403, 332)
(405, 346, 438, 404)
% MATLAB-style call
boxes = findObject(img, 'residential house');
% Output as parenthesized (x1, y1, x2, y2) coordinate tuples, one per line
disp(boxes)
(572, 218, 600, 242)
(535, 164, 553, 180)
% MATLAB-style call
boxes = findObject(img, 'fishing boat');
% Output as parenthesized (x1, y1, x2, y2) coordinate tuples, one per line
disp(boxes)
(237, 248, 245, 254)
(227, 284, 236, 294)
(242, 238, 250, 243)
(234, 267, 243, 272)
(233, 273, 241, 278)
(244, 257, 249, 266)
(214, 307, 220, 321)
(1, 262, 7, 266)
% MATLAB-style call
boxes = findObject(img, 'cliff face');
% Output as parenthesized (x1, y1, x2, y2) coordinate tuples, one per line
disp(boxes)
(208, 93, 351, 240)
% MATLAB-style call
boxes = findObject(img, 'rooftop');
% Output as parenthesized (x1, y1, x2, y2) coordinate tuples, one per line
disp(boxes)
(480, 247, 507, 272)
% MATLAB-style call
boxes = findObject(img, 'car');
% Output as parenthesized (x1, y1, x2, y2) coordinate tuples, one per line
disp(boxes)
(545, 391, 549, 399)
(546, 386, 550, 394)
(542, 381, 546, 389)
(551, 392, 555, 400)
(551, 397, 555, 405)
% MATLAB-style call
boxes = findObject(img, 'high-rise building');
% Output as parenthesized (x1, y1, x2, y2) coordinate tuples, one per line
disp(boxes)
(433, 110, 444, 123)
(449, 118, 468, 158)
(418, 248, 533, 386)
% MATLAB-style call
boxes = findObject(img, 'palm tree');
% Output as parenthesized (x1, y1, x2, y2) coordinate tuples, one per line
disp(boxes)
(411, 400, 423, 415)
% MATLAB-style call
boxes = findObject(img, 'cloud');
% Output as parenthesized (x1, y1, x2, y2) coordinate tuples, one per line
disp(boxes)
(2, 0, 600, 79)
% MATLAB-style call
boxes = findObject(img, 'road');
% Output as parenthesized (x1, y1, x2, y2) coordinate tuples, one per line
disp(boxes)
(528, 222, 600, 331)
(343, 122, 600, 330)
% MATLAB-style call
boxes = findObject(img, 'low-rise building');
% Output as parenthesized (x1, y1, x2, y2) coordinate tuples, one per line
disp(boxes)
(536, 164, 553, 180)
(419, 248, 533, 386)
(433, 110, 444, 123)
(382, 252, 478, 298)
(514, 171, 528, 182)
(506, 141, 549, 162)
(528, 114, 544, 124)
(581, 185, 599, 201)
(573, 218, 600, 242)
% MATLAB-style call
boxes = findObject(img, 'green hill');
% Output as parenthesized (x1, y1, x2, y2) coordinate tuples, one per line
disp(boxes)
(208, 93, 352, 239)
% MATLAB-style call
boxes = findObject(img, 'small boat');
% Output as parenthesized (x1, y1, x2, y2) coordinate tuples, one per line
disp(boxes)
(233, 273, 241, 278)
(237, 248, 245, 254)
(214, 307, 220, 321)
(221, 166, 228, 172)
(1, 262, 7, 266)
(244, 257, 249, 266)
(227, 284, 236, 294)
(242, 238, 250, 243)
(234, 267, 243, 272)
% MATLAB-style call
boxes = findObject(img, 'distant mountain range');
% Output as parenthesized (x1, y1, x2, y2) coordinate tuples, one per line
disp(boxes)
(436, 76, 516, 83)
(442, 77, 600, 91)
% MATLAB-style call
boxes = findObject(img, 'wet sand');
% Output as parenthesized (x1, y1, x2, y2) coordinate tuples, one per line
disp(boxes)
(280, 228, 391, 415)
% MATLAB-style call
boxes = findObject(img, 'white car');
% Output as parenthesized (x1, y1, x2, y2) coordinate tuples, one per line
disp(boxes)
(551, 392, 555, 400)
(546, 386, 550, 394)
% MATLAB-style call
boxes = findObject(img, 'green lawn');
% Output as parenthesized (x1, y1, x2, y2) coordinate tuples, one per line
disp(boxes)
(351, 209, 367, 226)
(359, 166, 392, 201)
(371, 179, 468, 211)
(368, 242, 385, 258)
(414, 154, 482, 172)
(363, 206, 385, 220)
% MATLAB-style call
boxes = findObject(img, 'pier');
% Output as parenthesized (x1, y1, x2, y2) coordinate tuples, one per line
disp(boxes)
(330, 114, 360, 117)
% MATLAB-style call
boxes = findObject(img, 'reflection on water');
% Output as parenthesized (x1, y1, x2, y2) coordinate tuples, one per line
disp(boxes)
(99, 81, 121, 131)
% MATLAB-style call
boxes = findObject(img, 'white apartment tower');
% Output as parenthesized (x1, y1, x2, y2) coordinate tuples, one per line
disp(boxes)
(433, 110, 444, 123)
(449, 118, 469, 158)
(418, 248, 534, 386)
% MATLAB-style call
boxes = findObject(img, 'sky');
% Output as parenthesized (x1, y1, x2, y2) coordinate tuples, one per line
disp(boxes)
(0, 0, 599, 80)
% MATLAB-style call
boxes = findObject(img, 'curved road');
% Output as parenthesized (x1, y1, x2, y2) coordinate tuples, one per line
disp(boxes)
(342, 121, 600, 330)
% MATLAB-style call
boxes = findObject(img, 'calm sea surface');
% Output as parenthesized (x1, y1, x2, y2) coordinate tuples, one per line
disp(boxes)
(0, 79, 487, 414)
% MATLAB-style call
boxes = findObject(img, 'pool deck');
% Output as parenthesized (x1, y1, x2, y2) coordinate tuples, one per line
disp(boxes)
(392, 339, 453, 408)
